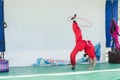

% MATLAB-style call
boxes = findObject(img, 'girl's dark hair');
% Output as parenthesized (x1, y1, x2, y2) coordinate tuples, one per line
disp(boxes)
(110, 19, 116, 34)
(83, 54, 88, 57)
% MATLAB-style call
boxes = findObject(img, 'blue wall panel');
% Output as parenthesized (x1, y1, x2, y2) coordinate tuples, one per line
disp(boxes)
(105, 0, 118, 47)
(0, 0, 5, 52)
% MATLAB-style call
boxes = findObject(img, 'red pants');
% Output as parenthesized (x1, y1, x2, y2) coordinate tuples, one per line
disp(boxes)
(70, 40, 87, 65)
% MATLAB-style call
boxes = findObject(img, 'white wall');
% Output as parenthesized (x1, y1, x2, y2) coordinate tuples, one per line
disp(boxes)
(4, 0, 106, 67)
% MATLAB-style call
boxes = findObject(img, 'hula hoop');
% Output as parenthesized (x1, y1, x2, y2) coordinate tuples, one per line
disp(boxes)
(68, 16, 92, 27)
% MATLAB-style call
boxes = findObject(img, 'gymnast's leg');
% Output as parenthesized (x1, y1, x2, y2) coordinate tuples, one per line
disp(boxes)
(70, 40, 86, 70)
(70, 44, 79, 70)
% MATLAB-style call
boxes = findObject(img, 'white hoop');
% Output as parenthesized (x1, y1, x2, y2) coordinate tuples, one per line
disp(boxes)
(68, 16, 92, 27)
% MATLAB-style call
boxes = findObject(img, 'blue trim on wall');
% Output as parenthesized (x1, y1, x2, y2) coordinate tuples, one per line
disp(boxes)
(0, 0, 5, 52)
(105, 0, 118, 47)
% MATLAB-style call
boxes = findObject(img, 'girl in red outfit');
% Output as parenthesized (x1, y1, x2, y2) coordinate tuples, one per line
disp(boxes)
(70, 14, 87, 70)
(70, 14, 96, 70)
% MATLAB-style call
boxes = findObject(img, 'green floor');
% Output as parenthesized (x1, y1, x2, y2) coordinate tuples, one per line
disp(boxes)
(1, 63, 120, 80)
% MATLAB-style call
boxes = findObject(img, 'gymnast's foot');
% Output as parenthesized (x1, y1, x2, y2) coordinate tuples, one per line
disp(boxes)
(72, 67, 75, 70)
(71, 14, 76, 20)
(71, 65, 75, 70)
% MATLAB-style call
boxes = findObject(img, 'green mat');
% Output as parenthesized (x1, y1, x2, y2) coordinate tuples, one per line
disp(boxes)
(1, 63, 120, 80)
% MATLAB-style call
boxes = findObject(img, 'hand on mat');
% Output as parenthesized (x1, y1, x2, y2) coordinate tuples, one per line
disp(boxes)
(88, 66, 94, 70)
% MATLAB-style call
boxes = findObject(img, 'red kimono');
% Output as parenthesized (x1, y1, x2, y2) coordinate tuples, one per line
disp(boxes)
(70, 21, 86, 65)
